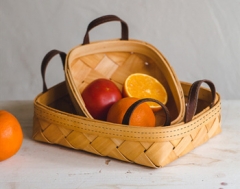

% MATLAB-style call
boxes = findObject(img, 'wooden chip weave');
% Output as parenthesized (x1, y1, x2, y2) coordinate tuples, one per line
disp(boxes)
(33, 81, 221, 168)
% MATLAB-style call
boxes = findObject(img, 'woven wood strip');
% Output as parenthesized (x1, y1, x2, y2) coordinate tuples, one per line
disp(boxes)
(33, 109, 221, 168)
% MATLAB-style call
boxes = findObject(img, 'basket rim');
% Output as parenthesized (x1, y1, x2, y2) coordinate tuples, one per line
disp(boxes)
(34, 81, 221, 142)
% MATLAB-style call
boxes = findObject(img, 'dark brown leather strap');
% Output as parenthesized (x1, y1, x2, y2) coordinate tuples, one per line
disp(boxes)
(82, 15, 129, 45)
(122, 98, 171, 126)
(185, 79, 216, 123)
(41, 50, 66, 92)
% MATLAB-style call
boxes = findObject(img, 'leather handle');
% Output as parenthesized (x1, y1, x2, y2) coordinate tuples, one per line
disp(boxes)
(185, 79, 216, 123)
(41, 50, 66, 92)
(82, 15, 129, 45)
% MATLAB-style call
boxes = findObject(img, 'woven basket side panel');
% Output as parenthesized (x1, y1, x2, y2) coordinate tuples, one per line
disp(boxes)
(33, 109, 221, 168)
(33, 116, 133, 162)
(146, 113, 221, 167)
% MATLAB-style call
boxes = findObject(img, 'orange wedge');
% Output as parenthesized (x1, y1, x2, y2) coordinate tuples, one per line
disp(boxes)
(123, 73, 168, 111)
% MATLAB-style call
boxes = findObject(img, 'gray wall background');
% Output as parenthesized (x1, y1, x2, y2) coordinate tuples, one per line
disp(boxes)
(1, 0, 240, 100)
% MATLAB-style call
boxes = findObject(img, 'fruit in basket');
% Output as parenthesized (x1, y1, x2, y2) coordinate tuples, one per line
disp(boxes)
(123, 73, 168, 111)
(107, 97, 156, 127)
(0, 110, 23, 161)
(82, 78, 122, 120)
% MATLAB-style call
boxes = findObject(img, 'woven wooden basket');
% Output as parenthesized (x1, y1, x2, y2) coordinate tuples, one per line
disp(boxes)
(33, 50, 221, 168)
(65, 15, 185, 125)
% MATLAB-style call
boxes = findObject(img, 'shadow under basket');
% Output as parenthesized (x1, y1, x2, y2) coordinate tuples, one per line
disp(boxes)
(33, 81, 221, 168)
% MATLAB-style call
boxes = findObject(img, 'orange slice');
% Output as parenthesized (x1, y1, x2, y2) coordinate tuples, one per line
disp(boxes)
(123, 73, 168, 111)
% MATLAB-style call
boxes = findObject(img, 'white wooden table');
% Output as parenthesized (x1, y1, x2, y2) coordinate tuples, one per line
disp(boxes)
(0, 100, 239, 189)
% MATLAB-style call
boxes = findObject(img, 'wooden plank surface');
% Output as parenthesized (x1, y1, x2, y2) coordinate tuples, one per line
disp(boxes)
(0, 100, 239, 189)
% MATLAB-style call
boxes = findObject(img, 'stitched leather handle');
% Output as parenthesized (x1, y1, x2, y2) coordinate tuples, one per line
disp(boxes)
(185, 79, 216, 123)
(41, 50, 66, 92)
(82, 15, 129, 45)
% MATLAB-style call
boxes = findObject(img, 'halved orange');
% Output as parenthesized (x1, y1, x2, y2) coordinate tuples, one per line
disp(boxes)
(123, 73, 168, 111)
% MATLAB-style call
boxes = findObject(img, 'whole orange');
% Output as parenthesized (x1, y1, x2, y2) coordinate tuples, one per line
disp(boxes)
(106, 97, 156, 127)
(0, 110, 23, 161)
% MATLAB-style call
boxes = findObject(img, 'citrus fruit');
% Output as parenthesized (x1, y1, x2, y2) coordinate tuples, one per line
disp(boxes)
(82, 78, 122, 121)
(0, 110, 23, 161)
(106, 97, 156, 127)
(123, 73, 168, 111)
